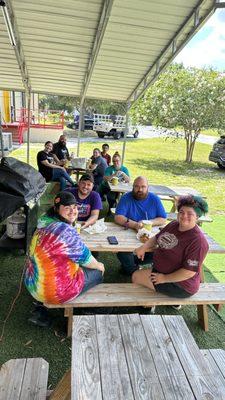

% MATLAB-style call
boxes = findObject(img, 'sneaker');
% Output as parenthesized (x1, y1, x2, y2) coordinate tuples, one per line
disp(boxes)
(171, 305, 182, 310)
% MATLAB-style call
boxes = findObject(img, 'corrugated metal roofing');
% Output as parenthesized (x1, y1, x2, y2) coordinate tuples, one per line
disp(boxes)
(0, 0, 216, 103)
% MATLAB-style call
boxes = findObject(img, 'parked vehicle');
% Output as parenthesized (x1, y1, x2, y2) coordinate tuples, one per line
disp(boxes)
(209, 135, 225, 169)
(66, 115, 94, 130)
(93, 114, 139, 140)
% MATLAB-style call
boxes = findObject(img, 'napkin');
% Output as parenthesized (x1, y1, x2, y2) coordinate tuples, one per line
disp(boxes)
(83, 218, 107, 234)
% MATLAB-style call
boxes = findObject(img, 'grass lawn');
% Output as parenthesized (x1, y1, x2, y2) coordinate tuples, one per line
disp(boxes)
(1, 137, 225, 386)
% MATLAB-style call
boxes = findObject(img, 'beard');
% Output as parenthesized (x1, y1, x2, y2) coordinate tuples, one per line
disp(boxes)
(132, 190, 148, 200)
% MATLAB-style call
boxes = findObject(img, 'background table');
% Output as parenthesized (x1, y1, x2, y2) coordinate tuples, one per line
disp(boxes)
(72, 314, 225, 399)
(80, 222, 225, 253)
(108, 182, 202, 197)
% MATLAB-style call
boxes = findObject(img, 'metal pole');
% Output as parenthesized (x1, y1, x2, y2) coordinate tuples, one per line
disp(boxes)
(121, 103, 130, 164)
(76, 100, 84, 157)
(0, 110, 5, 159)
(26, 89, 31, 164)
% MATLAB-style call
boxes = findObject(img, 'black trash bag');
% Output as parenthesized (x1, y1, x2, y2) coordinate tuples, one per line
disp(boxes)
(0, 157, 46, 200)
(0, 157, 46, 222)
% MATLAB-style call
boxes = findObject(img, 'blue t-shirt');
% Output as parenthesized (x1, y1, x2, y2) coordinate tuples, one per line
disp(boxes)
(115, 192, 166, 221)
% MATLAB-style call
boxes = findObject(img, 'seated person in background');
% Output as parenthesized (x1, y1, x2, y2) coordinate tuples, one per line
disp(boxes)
(89, 148, 108, 190)
(65, 173, 102, 229)
(115, 176, 167, 274)
(24, 191, 104, 325)
(98, 152, 130, 210)
(53, 134, 70, 165)
(101, 143, 111, 165)
(132, 195, 209, 298)
(37, 141, 75, 190)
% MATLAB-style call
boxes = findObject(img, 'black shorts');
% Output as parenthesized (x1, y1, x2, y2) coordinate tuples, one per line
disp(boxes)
(151, 267, 192, 298)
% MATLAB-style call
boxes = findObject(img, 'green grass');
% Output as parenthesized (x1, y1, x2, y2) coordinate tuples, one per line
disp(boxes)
(1, 137, 225, 386)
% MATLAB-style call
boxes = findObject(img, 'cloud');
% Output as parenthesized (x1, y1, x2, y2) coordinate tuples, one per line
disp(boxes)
(175, 9, 225, 70)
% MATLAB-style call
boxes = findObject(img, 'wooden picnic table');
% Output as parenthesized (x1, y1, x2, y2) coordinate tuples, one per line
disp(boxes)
(71, 314, 225, 399)
(80, 222, 225, 254)
(108, 182, 202, 197)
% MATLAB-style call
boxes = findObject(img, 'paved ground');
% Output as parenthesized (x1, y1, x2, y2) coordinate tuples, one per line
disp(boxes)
(65, 126, 217, 146)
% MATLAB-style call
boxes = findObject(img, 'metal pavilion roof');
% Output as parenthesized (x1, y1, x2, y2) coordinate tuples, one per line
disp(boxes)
(0, 0, 218, 104)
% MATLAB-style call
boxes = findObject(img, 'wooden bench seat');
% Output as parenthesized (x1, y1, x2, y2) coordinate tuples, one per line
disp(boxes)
(44, 282, 225, 337)
(0, 358, 49, 400)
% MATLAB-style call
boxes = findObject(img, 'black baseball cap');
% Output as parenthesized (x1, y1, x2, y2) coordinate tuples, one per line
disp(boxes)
(54, 191, 77, 206)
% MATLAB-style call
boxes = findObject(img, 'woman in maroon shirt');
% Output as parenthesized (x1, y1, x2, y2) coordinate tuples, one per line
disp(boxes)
(132, 195, 209, 298)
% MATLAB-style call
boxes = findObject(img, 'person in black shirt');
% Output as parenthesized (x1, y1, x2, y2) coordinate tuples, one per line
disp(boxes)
(37, 141, 75, 190)
(53, 135, 70, 165)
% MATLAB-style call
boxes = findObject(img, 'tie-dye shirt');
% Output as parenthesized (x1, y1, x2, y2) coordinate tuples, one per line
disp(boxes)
(24, 214, 92, 304)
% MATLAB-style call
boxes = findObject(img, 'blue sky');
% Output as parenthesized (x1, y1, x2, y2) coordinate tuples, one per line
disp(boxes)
(175, 8, 225, 70)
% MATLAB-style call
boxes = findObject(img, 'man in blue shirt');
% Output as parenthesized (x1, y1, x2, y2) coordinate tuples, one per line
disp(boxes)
(115, 176, 167, 274)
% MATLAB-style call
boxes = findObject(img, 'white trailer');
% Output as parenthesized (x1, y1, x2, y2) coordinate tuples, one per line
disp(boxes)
(93, 114, 139, 140)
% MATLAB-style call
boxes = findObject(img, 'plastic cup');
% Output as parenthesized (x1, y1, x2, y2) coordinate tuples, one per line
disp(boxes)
(76, 223, 81, 234)
(142, 220, 152, 231)
(111, 177, 119, 185)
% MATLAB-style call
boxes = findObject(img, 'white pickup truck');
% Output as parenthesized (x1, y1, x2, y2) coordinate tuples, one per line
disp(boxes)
(93, 114, 139, 140)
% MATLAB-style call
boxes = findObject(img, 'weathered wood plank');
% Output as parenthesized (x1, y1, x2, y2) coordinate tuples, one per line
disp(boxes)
(0, 358, 48, 400)
(0, 359, 26, 400)
(140, 315, 195, 400)
(209, 349, 225, 378)
(95, 315, 135, 400)
(45, 283, 225, 309)
(163, 316, 225, 399)
(118, 314, 165, 399)
(20, 358, 49, 400)
(72, 315, 102, 400)
(200, 350, 225, 399)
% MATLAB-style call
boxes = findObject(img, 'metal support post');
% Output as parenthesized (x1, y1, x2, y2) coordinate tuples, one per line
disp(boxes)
(121, 103, 130, 164)
(76, 101, 84, 157)
(26, 89, 31, 164)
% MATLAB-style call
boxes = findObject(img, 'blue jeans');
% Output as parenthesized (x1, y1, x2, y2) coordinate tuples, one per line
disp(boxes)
(117, 252, 154, 275)
(81, 267, 103, 293)
(52, 168, 75, 190)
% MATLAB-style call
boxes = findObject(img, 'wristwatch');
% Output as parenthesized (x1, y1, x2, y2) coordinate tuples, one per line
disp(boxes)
(124, 218, 129, 230)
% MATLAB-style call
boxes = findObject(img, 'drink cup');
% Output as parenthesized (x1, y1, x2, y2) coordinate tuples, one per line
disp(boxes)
(75, 223, 81, 234)
(111, 177, 119, 186)
(142, 220, 152, 231)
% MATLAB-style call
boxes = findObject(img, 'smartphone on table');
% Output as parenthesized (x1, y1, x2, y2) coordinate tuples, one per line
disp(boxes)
(107, 236, 119, 245)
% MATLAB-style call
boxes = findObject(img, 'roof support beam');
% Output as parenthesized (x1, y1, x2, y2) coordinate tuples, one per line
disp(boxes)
(0, 0, 31, 93)
(80, 0, 114, 104)
(127, 0, 216, 105)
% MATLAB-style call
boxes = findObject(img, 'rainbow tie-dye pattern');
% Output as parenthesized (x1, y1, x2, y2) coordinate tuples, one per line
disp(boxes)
(24, 215, 92, 304)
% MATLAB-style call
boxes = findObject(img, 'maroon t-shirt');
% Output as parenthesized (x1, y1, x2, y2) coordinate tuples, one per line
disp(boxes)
(101, 152, 111, 165)
(153, 221, 209, 294)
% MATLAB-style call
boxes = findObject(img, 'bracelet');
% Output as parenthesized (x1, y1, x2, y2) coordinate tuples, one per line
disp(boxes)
(124, 218, 129, 230)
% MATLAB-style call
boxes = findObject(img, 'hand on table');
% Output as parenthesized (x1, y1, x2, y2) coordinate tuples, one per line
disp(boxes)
(150, 272, 166, 285)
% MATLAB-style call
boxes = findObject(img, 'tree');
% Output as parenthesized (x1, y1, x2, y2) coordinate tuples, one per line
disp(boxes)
(130, 64, 225, 162)
(39, 95, 125, 116)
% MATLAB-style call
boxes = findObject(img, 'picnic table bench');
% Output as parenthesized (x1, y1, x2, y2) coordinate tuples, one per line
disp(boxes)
(71, 314, 225, 399)
(44, 282, 225, 337)
(0, 358, 49, 400)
